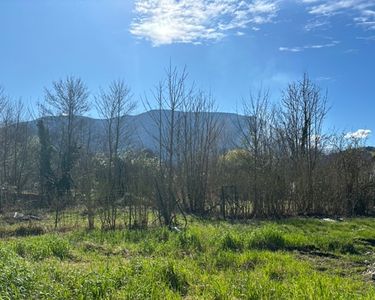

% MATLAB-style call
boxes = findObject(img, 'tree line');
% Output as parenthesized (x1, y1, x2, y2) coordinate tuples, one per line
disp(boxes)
(0, 66, 374, 229)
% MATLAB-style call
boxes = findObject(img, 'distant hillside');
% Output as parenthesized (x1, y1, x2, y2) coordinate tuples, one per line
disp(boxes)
(26, 110, 249, 153)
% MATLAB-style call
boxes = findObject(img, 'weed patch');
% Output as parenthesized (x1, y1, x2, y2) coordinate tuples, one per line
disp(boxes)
(248, 226, 286, 251)
(160, 263, 189, 296)
(221, 233, 243, 251)
(13, 235, 72, 260)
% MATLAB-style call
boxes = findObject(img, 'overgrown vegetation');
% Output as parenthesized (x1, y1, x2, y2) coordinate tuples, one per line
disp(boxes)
(0, 67, 374, 229)
(0, 217, 375, 299)
(1, 64, 375, 297)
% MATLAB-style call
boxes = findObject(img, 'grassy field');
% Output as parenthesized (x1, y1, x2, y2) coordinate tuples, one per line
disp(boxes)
(0, 216, 375, 299)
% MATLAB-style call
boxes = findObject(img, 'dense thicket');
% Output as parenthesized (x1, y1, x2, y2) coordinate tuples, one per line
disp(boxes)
(0, 68, 374, 229)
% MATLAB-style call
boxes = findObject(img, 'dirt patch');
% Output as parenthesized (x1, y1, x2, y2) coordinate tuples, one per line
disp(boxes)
(296, 251, 369, 281)
(363, 261, 375, 283)
(291, 245, 339, 259)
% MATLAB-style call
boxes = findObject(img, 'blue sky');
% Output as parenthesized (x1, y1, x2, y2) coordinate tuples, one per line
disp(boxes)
(0, 0, 374, 142)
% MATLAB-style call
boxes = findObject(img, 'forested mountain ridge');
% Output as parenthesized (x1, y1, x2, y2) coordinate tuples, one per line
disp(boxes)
(25, 110, 248, 153)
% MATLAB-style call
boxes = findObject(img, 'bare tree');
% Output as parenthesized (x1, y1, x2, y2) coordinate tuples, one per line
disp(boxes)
(0, 89, 35, 211)
(239, 89, 272, 217)
(9, 100, 31, 194)
(177, 90, 220, 215)
(0, 103, 12, 188)
(43, 76, 89, 227)
(325, 133, 375, 216)
(37, 119, 56, 209)
(0, 87, 7, 113)
(277, 73, 328, 214)
(75, 123, 97, 230)
(95, 79, 136, 229)
(144, 65, 192, 227)
(0, 87, 10, 210)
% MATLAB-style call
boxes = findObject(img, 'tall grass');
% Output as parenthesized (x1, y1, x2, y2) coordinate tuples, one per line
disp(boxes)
(0, 217, 374, 299)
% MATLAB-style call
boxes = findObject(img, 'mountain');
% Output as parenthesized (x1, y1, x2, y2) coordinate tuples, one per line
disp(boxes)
(26, 110, 248, 153)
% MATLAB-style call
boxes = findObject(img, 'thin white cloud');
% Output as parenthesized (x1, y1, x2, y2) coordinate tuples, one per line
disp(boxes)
(354, 9, 375, 30)
(130, 0, 279, 46)
(357, 35, 375, 41)
(279, 40, 339, 52)
(316, 76, 333, 81)
(304, 18, 330, 31)
(344, 129, 371, 139)
(302, 0, 375, 31)
(343, 48, 359, 53)
(300, 0, 320, 3)
(308, 1, 364, 16)
(307, 40, 339, 48)
(279, 46, 303, 52)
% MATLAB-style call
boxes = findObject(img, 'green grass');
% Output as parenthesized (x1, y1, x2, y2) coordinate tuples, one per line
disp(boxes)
(0, 216, 375, 299)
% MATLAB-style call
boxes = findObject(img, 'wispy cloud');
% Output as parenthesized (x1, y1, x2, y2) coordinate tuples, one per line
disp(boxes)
(130, 0, 375, 46)
(279, 40, 339, 52)
(308, 1, 363, 16)
(357, 35, 375, 41)
(279, 46, 303, 52)
(343, 48, 359, 53)
(303, 0, 375, 31)
(130, 0, 279, 46)
(304, 18, 330, 31)
(344, 129, 371, 139)
(316, 76, 333, 81)
(354, 9, 375, 30)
